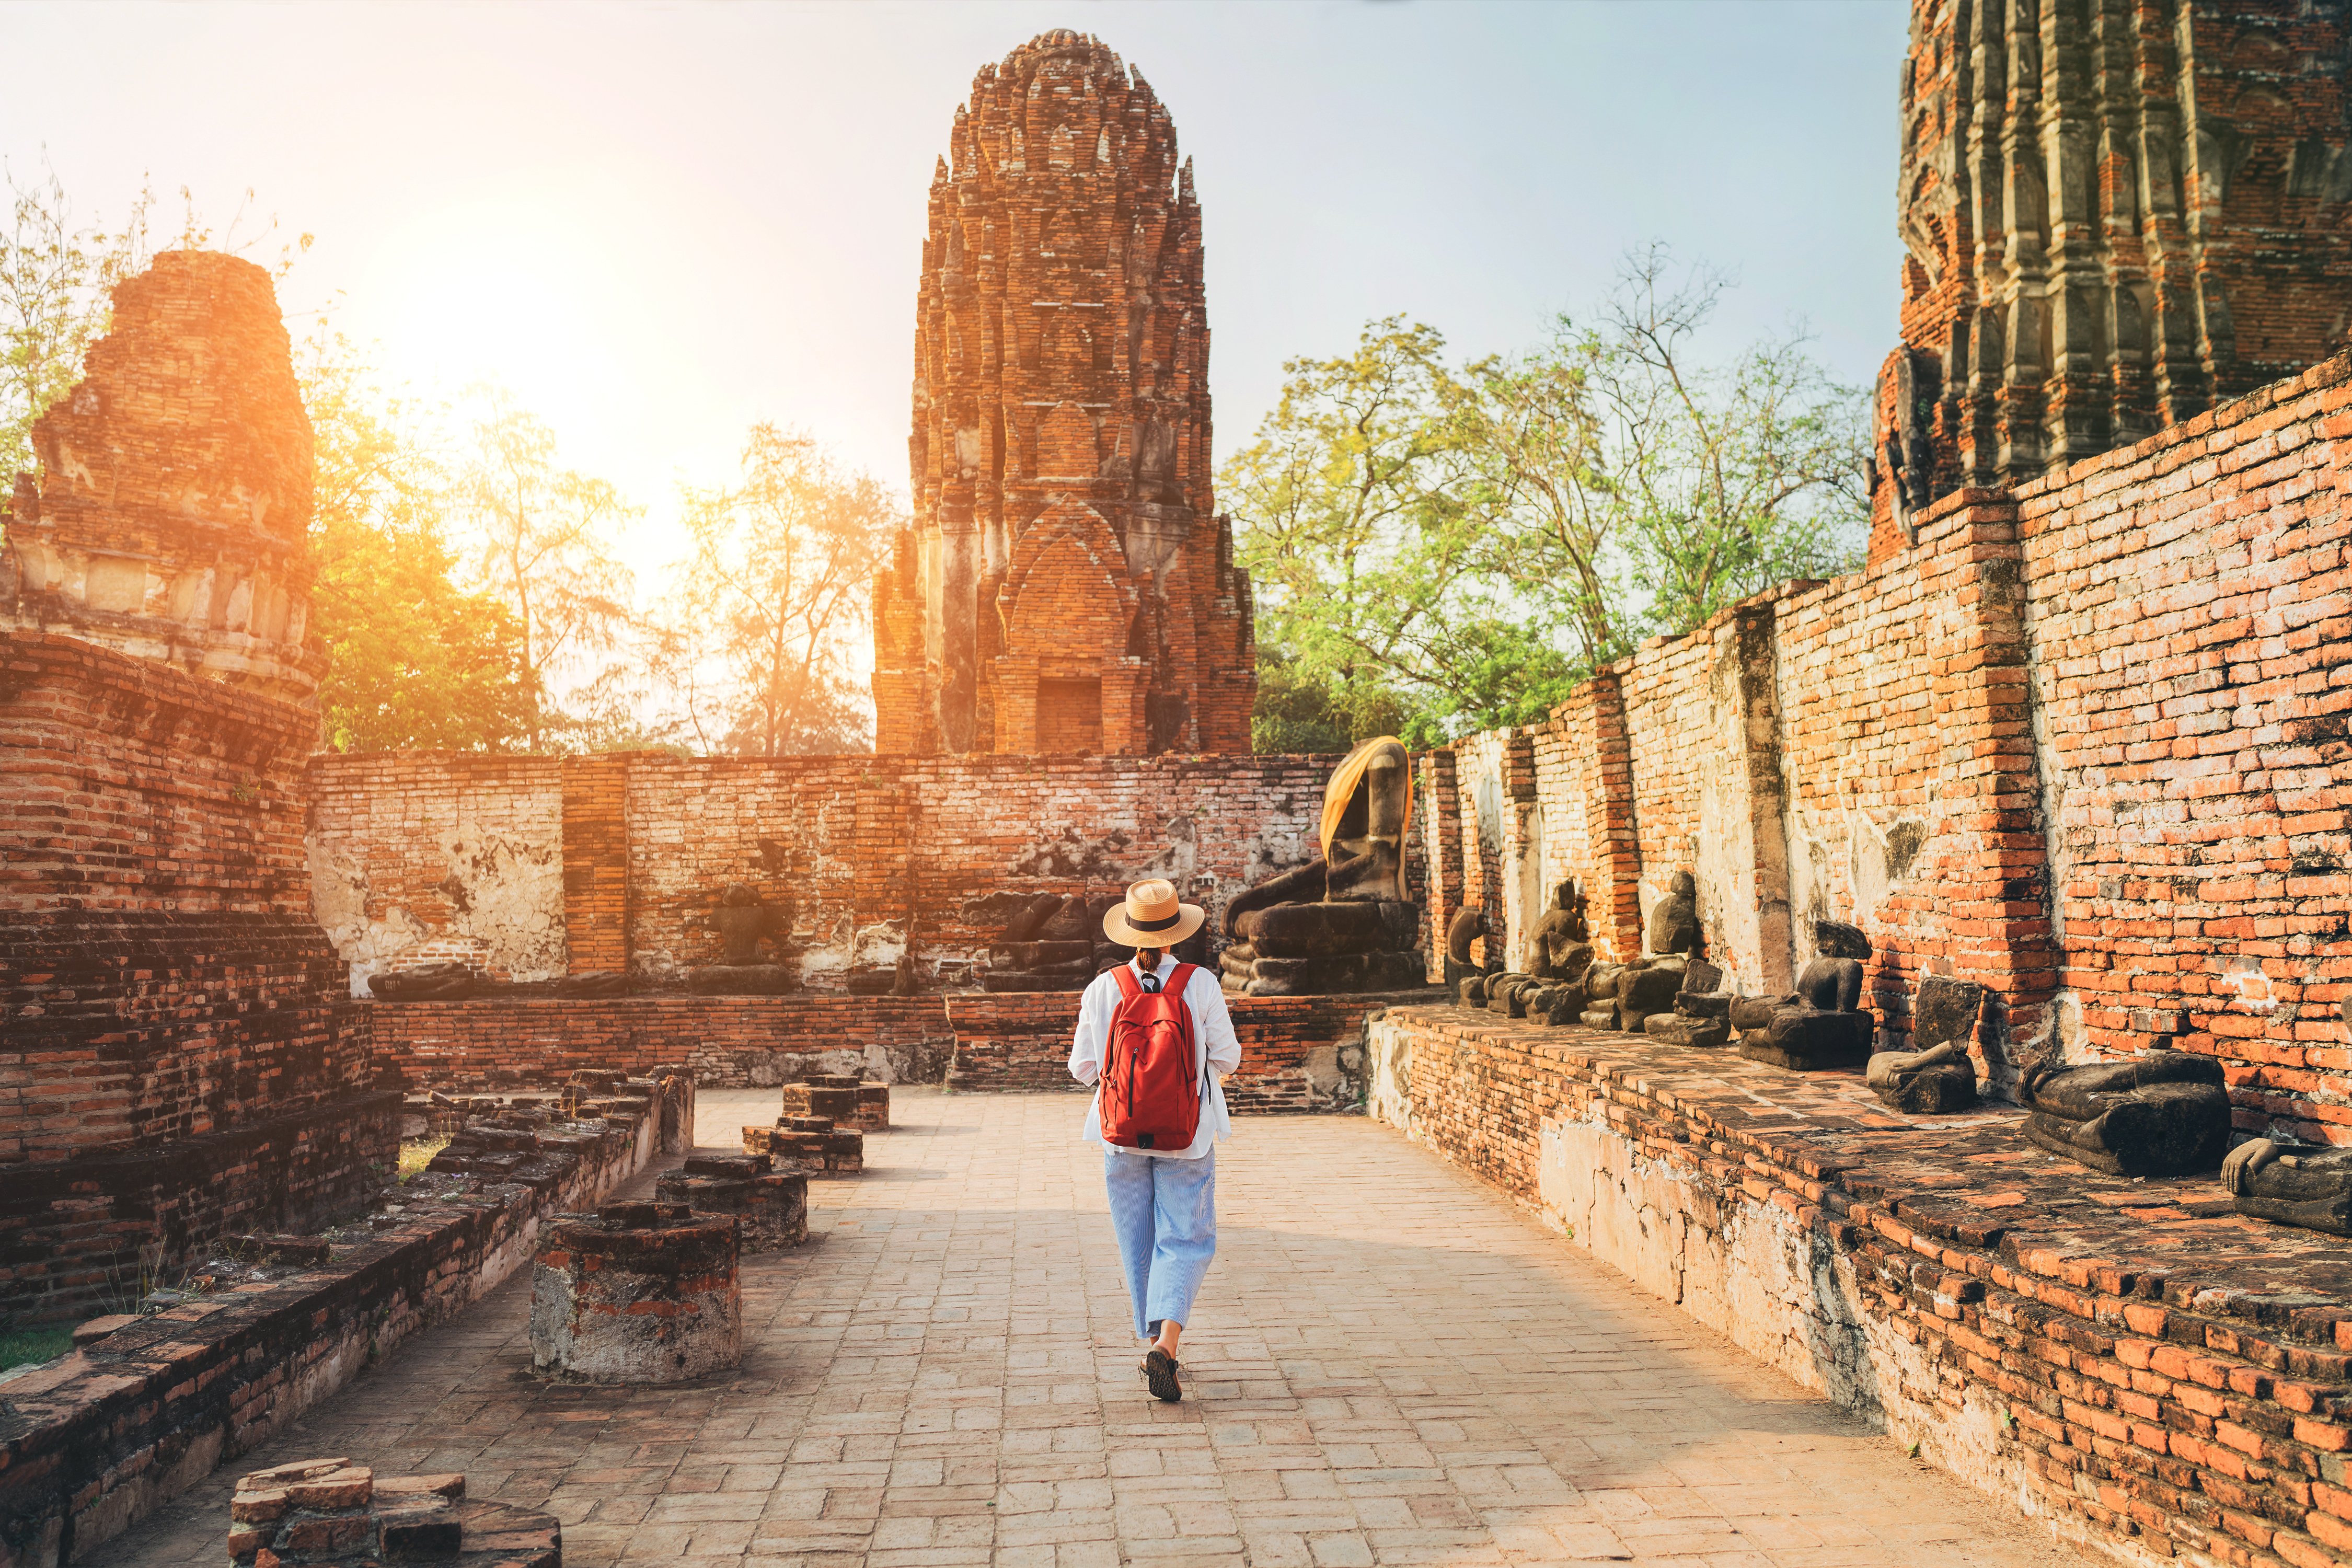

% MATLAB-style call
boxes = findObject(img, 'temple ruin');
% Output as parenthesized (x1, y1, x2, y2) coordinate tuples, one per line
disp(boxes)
(872, 29, 1256, 756)
(14, 14, 2352, 1568)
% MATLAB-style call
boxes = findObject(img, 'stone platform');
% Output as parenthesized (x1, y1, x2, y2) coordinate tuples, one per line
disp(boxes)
(1370, 1005, 2352, 1567)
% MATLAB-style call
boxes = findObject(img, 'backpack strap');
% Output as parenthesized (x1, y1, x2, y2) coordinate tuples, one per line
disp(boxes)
(1161, 964, 1206, 1102)
(1111, 964, 1142, 1002)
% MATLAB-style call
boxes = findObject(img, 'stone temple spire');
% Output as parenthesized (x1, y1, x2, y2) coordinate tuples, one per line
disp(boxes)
(1869, 0, 2352, 559)
(874, 30, 1255, 756)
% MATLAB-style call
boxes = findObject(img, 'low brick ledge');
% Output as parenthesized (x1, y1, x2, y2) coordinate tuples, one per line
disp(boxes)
(1378, 1006, 2352, 1568)
(0, 1106, 660, 1568)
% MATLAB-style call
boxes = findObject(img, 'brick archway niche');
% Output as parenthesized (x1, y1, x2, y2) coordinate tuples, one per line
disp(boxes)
(988, 498, 1146, 755)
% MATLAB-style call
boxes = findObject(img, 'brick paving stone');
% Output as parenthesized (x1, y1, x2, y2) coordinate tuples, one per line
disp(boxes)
(85, 1089, 2094, 1567)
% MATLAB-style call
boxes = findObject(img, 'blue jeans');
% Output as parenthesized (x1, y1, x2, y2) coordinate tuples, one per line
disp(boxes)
(1103, 1147, 1217, 1341)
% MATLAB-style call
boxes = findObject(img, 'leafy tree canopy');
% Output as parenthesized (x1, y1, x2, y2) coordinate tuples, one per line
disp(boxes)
(301, 326, 533, 752)
(1224, 247, 1867, 751)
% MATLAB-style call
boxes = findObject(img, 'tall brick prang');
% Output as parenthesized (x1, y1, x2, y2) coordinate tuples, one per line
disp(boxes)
(875, 30, 1255, 756)
(2, 249, 322, 705)
(1872, 0, 2352, 558)
(0, 252, 390, 1331)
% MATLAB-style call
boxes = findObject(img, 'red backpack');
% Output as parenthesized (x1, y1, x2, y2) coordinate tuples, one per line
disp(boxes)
(1100, 963, 1206, 1151)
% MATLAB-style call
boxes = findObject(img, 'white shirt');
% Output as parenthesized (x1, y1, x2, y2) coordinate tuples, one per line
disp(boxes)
(1068, 954, 1241, 1158)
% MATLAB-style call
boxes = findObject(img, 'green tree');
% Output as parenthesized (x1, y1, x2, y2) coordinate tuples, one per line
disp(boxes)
(1225, 254, 1867, 750)
(299, 326, 531, 752)
(1572, 246, 1866, 636)
(1220, 318, 1492, 740)
(0, 166, 153, 485)
(455, 387, 639, 751)
(657, 424, 893, 755)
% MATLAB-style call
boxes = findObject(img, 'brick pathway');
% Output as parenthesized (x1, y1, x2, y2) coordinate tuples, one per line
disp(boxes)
(91, 1089, 2091, 1567)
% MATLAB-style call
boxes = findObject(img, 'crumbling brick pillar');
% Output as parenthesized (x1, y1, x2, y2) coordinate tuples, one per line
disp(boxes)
(1900, 488, 2059, 1096)
(561, 756, 629, 975)
(1418, 750, 1462, 984)
(1696, 602, 1795, 996)
(1497, 731, 1541, 971)
(1554, 674, 1642, 963)
(1, 251, 322, 705)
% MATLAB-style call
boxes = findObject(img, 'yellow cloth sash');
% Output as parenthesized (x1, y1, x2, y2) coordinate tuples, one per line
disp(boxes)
(1319, 737, 1413, 863)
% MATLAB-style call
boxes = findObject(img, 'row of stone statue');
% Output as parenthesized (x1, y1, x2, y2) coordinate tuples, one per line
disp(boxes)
(1452, 873, 1888, 1073)
(1452, 874, 2351, 1238)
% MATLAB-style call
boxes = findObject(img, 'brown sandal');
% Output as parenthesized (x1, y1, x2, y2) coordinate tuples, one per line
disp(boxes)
(1142, 1346, 1182, 1402)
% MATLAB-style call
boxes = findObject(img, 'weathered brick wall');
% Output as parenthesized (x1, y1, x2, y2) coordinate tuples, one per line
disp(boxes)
(1, 634, 391, 1330)
(2, 635, 374, 1168)
(2015, 355, 2352, 1143)
(304, 753, 566, 991)
(1, 633, 315, 917)
(1619, 628, 1712, 929)
(1431, 350, 2352, 1140)
(305, 751, 1412, 993)
(1375, 1008, 2352, 1568)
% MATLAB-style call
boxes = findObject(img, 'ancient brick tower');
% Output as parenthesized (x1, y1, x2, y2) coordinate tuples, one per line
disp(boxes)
(1872, 0, 2352, 554)
(2, 250, 323, 703)
(873, 30, 1256, 756)
(0, 252, 394, 1327)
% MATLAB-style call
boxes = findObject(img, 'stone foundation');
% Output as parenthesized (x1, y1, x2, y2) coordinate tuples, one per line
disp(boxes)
(528, 1203, 741, 1385)
(0, 1090, 668, 1567)
(1371, 1007, 2352, 1567)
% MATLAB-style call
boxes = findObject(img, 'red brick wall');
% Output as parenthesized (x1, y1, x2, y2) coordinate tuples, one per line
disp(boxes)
(1, 632, 315, 916)
(0, 632, 389, 1324)
(306, 751, 1413, 993)
(2, 634, 372, 1163)
(1376, 1007, 2352, 1568)
(304, 752, 565, 987)
(2015, 355, 2352, 1144)
(1427, 351, 2352, 1142)
(562, 755, 629, 974)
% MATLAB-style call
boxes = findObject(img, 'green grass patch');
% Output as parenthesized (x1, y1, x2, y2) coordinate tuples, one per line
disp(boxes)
(0, 1325, 76, 1375)
(397, 1135, 450, 1182)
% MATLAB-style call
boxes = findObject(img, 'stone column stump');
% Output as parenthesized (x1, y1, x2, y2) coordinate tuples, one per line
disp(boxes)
(743, 1114, 864, 1174)
(654, 1153, 809, 1246)
(779, 1077, 861, 1124)
(529, 1202, 741, 1383)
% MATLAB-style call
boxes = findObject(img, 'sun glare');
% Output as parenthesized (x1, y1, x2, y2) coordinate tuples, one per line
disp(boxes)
(356, 195, 631, 434)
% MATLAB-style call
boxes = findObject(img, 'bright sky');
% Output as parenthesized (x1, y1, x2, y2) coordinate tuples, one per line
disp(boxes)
(2, 1, 1905, 586)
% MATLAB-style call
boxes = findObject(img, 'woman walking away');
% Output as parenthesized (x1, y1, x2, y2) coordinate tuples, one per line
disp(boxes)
(1069, 878, 1241, 1403)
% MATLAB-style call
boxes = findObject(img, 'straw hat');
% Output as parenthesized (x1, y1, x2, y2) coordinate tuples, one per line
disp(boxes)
(1102, 878, 1205, 947)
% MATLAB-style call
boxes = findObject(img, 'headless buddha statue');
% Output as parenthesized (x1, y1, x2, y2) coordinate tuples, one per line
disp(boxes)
(1220, 737, 1426, 996)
